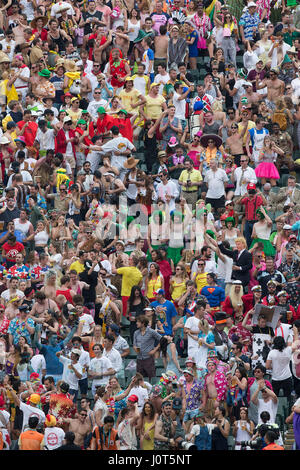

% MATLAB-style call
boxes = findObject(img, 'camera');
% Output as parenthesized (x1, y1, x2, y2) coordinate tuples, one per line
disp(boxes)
(178, 440, 197, 451)
(240, 439, 263, 450)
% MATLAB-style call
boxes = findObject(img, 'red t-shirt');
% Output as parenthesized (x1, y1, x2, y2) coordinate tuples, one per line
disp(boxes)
(2, 241, 25, 262)
(241, 195, 263, 221)
(17, 121, 38, 147)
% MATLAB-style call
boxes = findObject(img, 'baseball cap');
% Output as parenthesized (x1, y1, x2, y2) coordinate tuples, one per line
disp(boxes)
(63, 116, 72, 124)
(183, 368, 194, 376)
(172, 397, 182, 410)
(247, 183, 256, 190)
(128, 394, 139, 403)
(60, 382, 70, 393)
(154, 289, 165, 296)
(109, 323, 120, 335)
(97, 106, 106, 114)
(283, 224, 292, 230)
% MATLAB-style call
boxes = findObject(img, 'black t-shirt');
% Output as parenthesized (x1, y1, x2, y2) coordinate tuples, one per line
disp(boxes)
(57, 443, 82, 450)
(82, 10, 103, 35)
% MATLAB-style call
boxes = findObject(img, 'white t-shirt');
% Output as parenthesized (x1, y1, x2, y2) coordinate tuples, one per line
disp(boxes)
(190, 423, 215, 436)
(1, 289, 24, 302)
(7, 170, 32, 187)
(274, 323, 293, 344)
(35, 128, 55, 151)
(19, 401, 46, 431)
(233, 79, 248, 107)
(79, 313, 95, 335)
(59, 356, 83, 391)
(30, 354, 46, 374)
(185, 316, 200, 358)
(173, 91, 186, 120)
(205, 169, 228, 199)
(128, 386, 149, 412)
(87, 99, 109, 119)
(78, 348, 91, 380)
(44, 427, 65, 450)
(154, 73, 170, 95)
(89, 356, 114, 387)
(267, 346, 292, 381)
(257, 398, 278, 424)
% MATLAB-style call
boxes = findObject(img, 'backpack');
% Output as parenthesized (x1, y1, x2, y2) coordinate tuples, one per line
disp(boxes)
(272, 109, 287, 131)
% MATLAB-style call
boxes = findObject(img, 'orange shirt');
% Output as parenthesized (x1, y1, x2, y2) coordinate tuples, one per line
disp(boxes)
(19, 430, 44, 450)
(262, 443, 284, 450)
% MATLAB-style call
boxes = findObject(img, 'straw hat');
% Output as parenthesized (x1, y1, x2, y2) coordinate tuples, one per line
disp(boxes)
(124, 157, 139, 169)
(64, 59, 77, 72)
(30, 16, 48, 29)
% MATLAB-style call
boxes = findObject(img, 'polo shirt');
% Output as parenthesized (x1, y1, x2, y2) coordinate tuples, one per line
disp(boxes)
(179, 168, 202, 191)
(133, 326, 162, 359)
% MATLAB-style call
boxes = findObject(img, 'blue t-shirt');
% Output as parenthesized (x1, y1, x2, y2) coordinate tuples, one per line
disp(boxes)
(150, 300, 177, 335)
(40, 342, 65, 375)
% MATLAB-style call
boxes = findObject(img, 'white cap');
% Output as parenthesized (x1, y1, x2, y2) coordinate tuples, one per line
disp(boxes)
(63, 116, 72, 123)
(247, 1, 256, 7)
(243, 82, 253, 87)
(71, 348, 81, 356)
(283, 224, 292, 230)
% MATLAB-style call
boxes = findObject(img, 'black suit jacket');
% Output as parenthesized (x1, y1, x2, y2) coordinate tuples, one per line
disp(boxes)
(218, 243, 253, 286)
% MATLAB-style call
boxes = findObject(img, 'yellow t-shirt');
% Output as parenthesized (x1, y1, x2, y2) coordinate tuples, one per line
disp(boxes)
(117, 266, 143, 297)
(69, 260, 85, 274)
(179, 168, 203, 191)
(146, 276, 163, 299)
(238, 120, 255, 146)
(171, 279, 186, 301)
(192, 272, 208, 293)
(67, 108, 82, 125)
(119, 88, 141, 113)
(144, 95, 166, 120)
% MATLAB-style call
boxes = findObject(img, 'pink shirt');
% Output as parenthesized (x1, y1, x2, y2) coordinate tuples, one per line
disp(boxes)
(249, 261, 266, 290)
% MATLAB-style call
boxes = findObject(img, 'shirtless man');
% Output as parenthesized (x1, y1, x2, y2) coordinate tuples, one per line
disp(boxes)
(238, 83, 261, 109)
(30, 292, 59, 316)
(113, 26, 130, 59)
(79, 69, 92, 103)
(63, 411, 92, 449)
(93, 27, 112, 64)
(154, 24, 169, 61)
(201, 359, 228, 419)
(225, 122, 244, 166)
(256, 69, 284, 110)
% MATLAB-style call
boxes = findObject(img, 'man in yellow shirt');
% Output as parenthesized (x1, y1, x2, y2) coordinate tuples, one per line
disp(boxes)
(178, 158, 203, 208)
(113, 255, 143, 316)
(69, 251, 85, 274)
(118, 77, 146, 115)
(141, 83, 167, 121)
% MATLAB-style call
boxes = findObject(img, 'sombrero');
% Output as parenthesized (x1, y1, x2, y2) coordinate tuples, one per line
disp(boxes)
(133, 30, 152, 43)
(30, 16, 48, 29)
(199, 133, 222, 148)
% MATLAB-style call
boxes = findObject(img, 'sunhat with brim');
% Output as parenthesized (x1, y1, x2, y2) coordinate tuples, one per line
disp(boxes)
(124, 157, 139, 169)
(42, 96, 55, 103)
(0, 136, 10, 145)
(56, 5, 71, 13)
(287, 46, 297, 55)
(38, 69, 51, 78)
(183, 368, 194, 376)
(168, 136, 179, 148)
(30, 16, 48, 29)
(133, 29, 152, 43)
(0, 54, 10, 64)
(200, 133, 222, 148)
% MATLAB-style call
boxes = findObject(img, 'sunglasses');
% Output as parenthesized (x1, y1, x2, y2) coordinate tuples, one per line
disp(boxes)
(198, 263, 205, 266)
(208, 140, 214, 143)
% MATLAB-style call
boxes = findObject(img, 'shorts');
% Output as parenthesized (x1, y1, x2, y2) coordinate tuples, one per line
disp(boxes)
(65, 154, 76, 169)
(183, 408, 199, 422)
(137, 356, 156, 379)
(79, 377, 88, 395)
(205, 195, 225, 210)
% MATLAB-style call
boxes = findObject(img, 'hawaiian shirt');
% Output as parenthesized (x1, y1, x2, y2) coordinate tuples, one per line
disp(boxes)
(30, 265, 50, 281)
(0, 315, 10, 334)
(182, 378, 204, 410)
(204, 370, 228, 402)
(24, 193, 47, 211)
(7, 317, 35, 345)
(239, 11, 260, 40)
